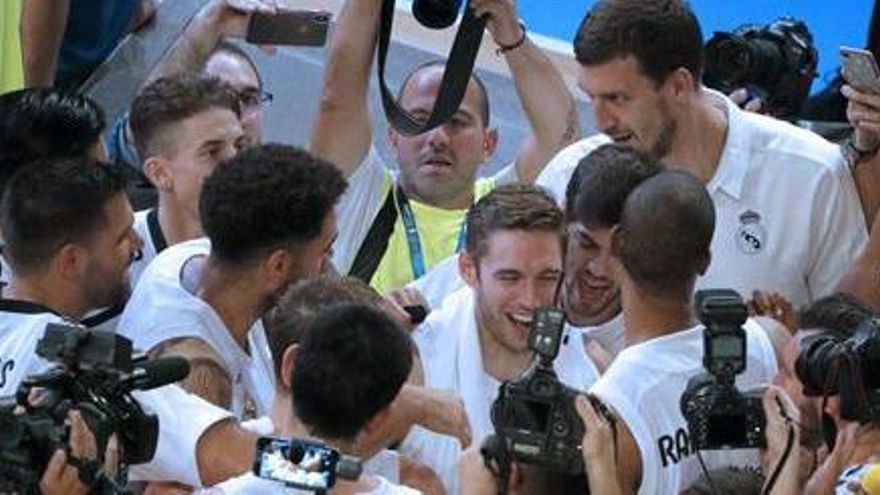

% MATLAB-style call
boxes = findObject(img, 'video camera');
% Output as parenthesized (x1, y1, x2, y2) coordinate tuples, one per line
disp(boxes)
(681, 289, 766, 450)
(703, 17, 818, 119)
(796, 317, 880, 424)
(0, 323, 189, 494)
(483, 308, 610, 481)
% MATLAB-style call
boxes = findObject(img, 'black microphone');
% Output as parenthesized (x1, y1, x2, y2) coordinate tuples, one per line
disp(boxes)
(123, 357, 190, 392)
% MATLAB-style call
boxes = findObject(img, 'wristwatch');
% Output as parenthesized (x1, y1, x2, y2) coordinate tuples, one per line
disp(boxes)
(842, 134, 880, 168)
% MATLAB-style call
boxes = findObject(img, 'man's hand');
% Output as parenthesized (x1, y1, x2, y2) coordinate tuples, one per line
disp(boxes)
(747, 290, 797, 333)
(198, 0, 279, 40)
(399, 384, 472, 448)
(382, 287, 430, 331)
(843, 83, 880, 154)
(470, 0, 522, 49)
(575, 395, 623, 495)
(39, 410, 97, 495)
(729, 88, 767, 114)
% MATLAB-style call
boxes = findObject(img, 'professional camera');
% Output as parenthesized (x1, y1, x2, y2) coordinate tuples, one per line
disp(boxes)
(484, 308, 610, 478)
(0, 323, 189, 494)
(795, 317, 880, 423)
(681, 289, 766, 450)
(703, 17, 818, 119)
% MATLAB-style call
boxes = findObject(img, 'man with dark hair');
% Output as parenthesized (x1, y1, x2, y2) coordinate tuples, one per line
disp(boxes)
(562, 143, 663, 358)
(126, 73, 243, 284)
(537, 0, 866, 311)
(586, 170, 779, 493)
(118, 144, 346, 421)
(310, 0, 580, 295)
(0, 157, 261, 488)
(409, 184, 599, 492)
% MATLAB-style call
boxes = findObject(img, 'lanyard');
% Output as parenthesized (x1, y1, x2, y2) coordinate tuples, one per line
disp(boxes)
(395, 186, 467, 279)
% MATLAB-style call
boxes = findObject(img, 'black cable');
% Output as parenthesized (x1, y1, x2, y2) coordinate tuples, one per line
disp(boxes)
(761, 421, 796, 495)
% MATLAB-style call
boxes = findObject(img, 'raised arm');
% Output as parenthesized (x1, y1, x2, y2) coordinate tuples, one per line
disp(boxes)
(20, 0, 70, 87)
(471, 0, 580, 184)
(145, 0, 277, 86)
(308, 0, 381, 176)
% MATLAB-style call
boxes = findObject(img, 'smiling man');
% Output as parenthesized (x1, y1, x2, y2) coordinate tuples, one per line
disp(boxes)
(403, 184, 600, 493)
(537, 0, 866, 311)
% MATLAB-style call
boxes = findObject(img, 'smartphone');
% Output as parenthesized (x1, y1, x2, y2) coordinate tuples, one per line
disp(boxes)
(840, 46, 880, 92)
(245, 11, 331, 47)
(253, 437, 340, 490)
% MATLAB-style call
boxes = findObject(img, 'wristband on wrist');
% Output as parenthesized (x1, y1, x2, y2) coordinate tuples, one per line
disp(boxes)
(495, 20, 527, 56)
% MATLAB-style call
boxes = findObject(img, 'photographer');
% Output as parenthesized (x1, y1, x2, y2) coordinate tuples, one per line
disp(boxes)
(536, 0, 867, 312)
(0, 157, 264, 488)
(310, 0, 579, 295)
(582, 170, 779, 493)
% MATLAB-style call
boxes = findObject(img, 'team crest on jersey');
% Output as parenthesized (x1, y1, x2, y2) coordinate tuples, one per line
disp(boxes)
(736, 210, 766, 255)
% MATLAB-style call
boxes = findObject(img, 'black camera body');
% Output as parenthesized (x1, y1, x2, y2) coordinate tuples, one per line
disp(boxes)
(486, 308, 607, 475)
(0, 323, 181, 493)
(704, 17, 817, 119)
(681, 289, 766, 451)
(411, 0, 463, 29)
(796, 317, 880, 423)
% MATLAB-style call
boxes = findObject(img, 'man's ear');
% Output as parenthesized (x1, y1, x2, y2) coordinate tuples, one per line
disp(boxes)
(263, 248, 294, 292)
(610, 224, 624, 259)
(387, 126, 401, 156)
(143, 156, 173, 192)
(458, 251, 479, 288)
(697, 249, 712, 276)
(280, 343, 299, 391)
(53, 243, 86, 282)
(361, 405, 392, 436)
(667, 66, 697, 101)
(482, 128, 499, 162)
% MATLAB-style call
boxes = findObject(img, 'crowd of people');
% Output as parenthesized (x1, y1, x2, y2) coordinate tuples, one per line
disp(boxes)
(2, 0, 880, 494)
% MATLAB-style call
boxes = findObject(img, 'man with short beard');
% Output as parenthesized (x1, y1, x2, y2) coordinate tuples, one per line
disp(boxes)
(537, 0, 866, 311)
(118, 144, 346, 419)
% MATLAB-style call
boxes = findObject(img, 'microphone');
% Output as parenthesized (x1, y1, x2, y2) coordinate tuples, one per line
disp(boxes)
(122, 357, 190, 392)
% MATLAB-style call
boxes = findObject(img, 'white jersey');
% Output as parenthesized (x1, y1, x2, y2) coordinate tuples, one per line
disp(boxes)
(118, 238, 276, 418)
(575, 312, 626, 358)
(0, 300, 232, 486)
(409, 286, 600, 493)
(536, 90, 867, 310)
(589, 320, 778, 494)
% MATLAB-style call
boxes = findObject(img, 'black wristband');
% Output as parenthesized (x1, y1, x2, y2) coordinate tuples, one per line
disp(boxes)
(495, 20, 527, 55)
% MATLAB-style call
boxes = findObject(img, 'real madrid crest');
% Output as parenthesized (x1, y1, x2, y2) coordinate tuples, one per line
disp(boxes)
(736, 210, 766, 255)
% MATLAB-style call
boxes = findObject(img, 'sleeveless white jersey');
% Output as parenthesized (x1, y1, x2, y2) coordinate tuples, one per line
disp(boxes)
(118, 238, 276, 418)
(0, 300, 232, 486)
(589, 320, 778, 494)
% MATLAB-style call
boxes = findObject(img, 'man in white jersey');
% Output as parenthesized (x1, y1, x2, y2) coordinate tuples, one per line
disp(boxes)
(119, 144, 345, 419)
(126, 73, 244, 286)
(536, 0, 866, 310)
(309, 0, 580, 295)
(410, 184, 600, 493)
(0, 157, 267, 487)
(581, 170, 779, 493)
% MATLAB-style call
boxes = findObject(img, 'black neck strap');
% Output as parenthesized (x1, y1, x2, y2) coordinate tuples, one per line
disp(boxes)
(377, 0, 487, 135)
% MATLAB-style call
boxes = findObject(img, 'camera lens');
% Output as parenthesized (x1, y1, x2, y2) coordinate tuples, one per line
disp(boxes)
(412, 0, 463, 29)
(795, 334, 842, 396)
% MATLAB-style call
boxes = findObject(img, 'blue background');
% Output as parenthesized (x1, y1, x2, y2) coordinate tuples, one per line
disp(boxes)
(519, 1, 873, 93)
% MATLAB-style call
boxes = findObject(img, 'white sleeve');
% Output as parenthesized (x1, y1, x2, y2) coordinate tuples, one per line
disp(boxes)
(535, 136, 610, 205)
(128, 385, 235, 487)
(804, 156, 868, 300)
(332, 146, 392, 275)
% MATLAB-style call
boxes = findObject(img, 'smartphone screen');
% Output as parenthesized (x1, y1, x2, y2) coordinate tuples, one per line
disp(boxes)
(841, 46, 880, 92)
(245, 11, 331, 47)
(254, 437, 340, 490)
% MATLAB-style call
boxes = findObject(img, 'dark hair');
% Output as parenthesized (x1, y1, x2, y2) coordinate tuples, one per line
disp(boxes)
(129, 73, 241, 158)
(264, 276, 383, 383)
(0, 88, 105, 191)
(211, 41, 263, 88)
(397, 60, 491, 127)
(798, 292, 876, 339)
(465, 184, 565, 261)
(293, 303, 413, 440)
(573, 0, 703, 87)
(1, 158, 127, 275)
(616, 170, 714, 296)
(567, 144, 664, 226)
(200, 144, 347, 263)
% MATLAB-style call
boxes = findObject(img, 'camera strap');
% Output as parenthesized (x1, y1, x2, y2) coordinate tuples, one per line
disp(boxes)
(376, 0, 487, 135)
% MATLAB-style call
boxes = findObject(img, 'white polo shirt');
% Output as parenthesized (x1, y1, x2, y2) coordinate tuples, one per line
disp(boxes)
(0, 299, 233, 487)
(118, 238, 276, 418)
(407, 286, 600, 493)
(589, 319, 778, 494)
(536, 91, 868, 310)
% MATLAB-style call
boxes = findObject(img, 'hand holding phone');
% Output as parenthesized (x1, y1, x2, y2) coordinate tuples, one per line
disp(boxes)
(841, 46, 880, 93)
(253, 437, 362, 491)
(245, 10, 332, 47)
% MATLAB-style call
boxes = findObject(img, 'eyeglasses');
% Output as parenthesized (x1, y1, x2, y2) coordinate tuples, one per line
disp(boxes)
(237, 88, 274, 108)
